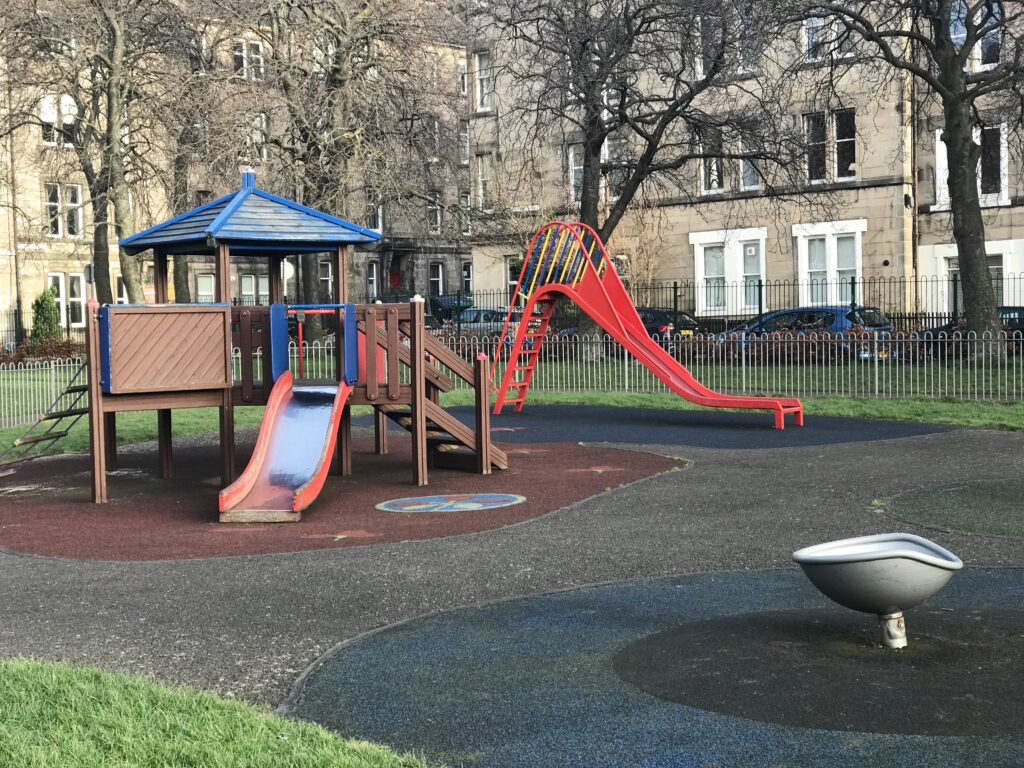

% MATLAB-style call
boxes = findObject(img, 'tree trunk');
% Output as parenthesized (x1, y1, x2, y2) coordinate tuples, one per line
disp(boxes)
(170, 150, 192, 302)
(89, 192, 114, 305)
(941, 104, 1002, 339)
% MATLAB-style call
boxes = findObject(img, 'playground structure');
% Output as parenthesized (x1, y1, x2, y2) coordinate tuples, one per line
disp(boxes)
(80, 169, 503, 523)
(493, 221, 804, 429)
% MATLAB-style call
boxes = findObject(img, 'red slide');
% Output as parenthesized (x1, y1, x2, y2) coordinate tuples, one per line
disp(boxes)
(494, 221, 803, 429)
(219, 372, 353, 520)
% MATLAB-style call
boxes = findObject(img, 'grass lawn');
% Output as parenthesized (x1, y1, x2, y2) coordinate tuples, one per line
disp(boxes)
(0, 659, 432, 768)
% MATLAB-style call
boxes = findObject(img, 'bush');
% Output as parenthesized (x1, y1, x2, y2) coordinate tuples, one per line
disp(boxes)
(30, 288, 63, 344)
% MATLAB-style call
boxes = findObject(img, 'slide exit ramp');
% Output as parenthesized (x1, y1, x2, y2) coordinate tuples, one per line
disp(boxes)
(493, 222, 803, 430)
(219, 303, 357, 522)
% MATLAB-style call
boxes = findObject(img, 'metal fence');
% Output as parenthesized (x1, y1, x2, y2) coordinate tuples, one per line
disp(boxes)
(360, 273, 1024, 334)
(0, 358, 86, 428)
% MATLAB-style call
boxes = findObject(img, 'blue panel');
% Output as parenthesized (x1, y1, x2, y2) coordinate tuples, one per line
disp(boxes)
(99, 305, 112, 393)
(343, 303, 357, 385)
(269, 304, 290, 384)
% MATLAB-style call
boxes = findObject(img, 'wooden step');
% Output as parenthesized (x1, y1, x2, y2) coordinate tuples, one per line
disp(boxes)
(64, 384, 88, 394)
(14, 430, 69, 446)
(41, 407, 89, 420)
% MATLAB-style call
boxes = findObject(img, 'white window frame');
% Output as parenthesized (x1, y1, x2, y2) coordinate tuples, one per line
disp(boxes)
(792, 219, 867, 305)
(240, 273, 256, 305)
(457, 57, 468, 95)
(459, 191, 472, 235)
(833, 108, 857, 180)
(689, 227, 768, 315)
(427, 191, 442, 235)
(458, 120, 470, 165)
(366, 198, 383, 232)
(474, 51, 493, 112)
(233, 40, 264, 81)
(804, 16, 827, 62)
(196, 273, 215, 303)
(116, 276, 129, 304)
(67, 273, 86, 328)
(428, 262, 444, 296)
(43, 183, 82, 238)
(47, 273, 67, 327)
(739, 135, 760, 191)
(805, 112, 827, 184)
(318, 259, 333, 301)
(700, 129, 725, 195)
(39, 94, 77, 147)
(258, 275, 269, 305)
(476, 153, 494, 212)
(367, 260, 380, 300)
(567, 144, 584, 204)
(934, 125, 1009, 210)
(461, 261, 473, 293)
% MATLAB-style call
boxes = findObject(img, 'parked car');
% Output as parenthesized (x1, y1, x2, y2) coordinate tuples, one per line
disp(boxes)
(550, 307, 701, 358)
(920, 306, 1024, 358)
(718, 305, 894, 362)
(455, 307, 519, 338)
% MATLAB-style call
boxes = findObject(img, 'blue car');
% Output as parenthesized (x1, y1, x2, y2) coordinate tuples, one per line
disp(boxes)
(720, 305, 894, 361)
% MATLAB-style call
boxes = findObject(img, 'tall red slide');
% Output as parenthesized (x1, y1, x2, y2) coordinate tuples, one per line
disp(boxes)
(219, 372, 354, 521)
(493, 222, 803, 429)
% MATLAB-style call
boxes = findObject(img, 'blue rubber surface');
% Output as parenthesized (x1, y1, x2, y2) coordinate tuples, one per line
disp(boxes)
(288, 568, 1024, 768)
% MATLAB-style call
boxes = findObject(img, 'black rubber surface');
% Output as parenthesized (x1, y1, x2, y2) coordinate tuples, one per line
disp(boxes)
(614, 607, 1024, 736)
(359, 405, 954, 449)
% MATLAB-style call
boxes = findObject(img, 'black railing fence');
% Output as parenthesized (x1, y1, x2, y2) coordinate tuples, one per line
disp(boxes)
(356, 273, 1023, 335)
(1, 309, 86, 352)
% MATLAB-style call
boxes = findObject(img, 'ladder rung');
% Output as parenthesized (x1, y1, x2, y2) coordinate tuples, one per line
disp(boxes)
(64, 384, 88, 393)
(42, 407, 89, 420)
(14, 430, 69, 446)
(509, 382, 530, 388)
(504, 397, 525, 404)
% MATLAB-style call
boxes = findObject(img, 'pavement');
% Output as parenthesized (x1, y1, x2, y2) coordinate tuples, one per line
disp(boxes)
(0, 406, 1022, 765)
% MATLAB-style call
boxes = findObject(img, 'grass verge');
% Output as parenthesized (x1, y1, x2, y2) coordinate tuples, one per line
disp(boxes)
(0, 659, 432, 768)
(885, 479, 1024, 538)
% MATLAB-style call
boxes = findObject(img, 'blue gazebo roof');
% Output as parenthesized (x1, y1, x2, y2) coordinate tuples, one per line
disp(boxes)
(120, 170, 382, 256)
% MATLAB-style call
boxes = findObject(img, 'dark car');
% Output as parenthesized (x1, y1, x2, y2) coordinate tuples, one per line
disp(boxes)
(920, 306, 1024, 358)
(551, 308, 701, 358)
(718, 305, 894, 362)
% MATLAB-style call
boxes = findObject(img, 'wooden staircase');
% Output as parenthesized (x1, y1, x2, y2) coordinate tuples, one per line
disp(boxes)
(0, 362, 89, 476)
(376, 401, 507, 471)
(494, 299, 557, 413)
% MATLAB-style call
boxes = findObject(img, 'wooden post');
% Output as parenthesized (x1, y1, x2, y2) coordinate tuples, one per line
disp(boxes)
(158, 409, 173, 478)
(104, 412, 117, 470)
(374, 409, 389, 454)
(410, 297, 427, 486)
(216, 243, 231, 306)
(339, 405, 352, 475)
(215, 244, 234, 485)
(154, 250, 172, 468)
(86, 301, 107, 503)
(269, 256, 284, 304)
(474, 354, 492, 475)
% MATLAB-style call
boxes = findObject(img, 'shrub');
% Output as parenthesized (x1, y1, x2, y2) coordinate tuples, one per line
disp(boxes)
(30, 288, 63, 344)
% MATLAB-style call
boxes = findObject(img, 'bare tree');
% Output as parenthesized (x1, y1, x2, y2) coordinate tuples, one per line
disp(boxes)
(789, 0, 1021, 336)
(478, 0, 806, 244)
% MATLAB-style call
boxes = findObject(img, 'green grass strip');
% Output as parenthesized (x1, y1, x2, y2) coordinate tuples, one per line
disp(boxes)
(0, 659, 434, 768)
(885, 480, 1024, 538)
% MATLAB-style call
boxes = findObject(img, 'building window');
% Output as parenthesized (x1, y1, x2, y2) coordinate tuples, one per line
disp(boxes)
(39, 94, 77, 146)
(738, 2, 761, 73)
(365, 194, 383, 232)
(196, 273, 215, 303)
(462, 261, 473, 293)
(47, 272, 84, 328)
(459, 191, 472, 235)
(367, 260, 380, 300)
(233, 40, 264, 80)
(834, 109, 856, 179)
(428, 262, 444, 296)
(115, 276, 129, 304)
(567, 144, 584, 203)
(805, 113, 826, 183)
(689, 227, 767, 315)
(457, 58, 467, 95)
(474, 51, 493, 111)
(240, 274, 256, 305)
(792, 219, 867, 305)
(194, 189, 213, 207)
(698, 13, 724, 76)
(476, 153, 494, 211)
(804, 16, 827, 61)
(741, 241, 762, 306)
(258, 275, 269, 304)
(44, 183, 82, 237)
(247, 112, 268, 161)
(458, 120, 470, 165)
(318, 260, 333, 301)
(979, 4, 1001, 67)
(602, 134, 628, 202)
(979, 124, 1006, 203)
(948, 255, 1003, 312)
(740, 134, 760, 190)
(700, 128, 724, 194)
(427, 191, 442, 235)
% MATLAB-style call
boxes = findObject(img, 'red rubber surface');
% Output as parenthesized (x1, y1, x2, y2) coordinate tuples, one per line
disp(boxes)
(0, 437, 684, 561)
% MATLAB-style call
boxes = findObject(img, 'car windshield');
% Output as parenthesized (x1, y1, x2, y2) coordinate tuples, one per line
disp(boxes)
(852, 308, 890, 327)
(458, 309, 481, 322)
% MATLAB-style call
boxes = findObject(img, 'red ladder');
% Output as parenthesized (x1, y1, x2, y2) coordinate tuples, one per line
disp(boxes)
(493, 299, 557, 414)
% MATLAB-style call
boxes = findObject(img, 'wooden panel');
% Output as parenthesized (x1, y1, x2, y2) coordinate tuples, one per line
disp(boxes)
(107, 306, 232, 394)
(102, 389, 226, 412)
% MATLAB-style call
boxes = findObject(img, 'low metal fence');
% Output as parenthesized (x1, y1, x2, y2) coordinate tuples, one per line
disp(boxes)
(2, 334, 1021, 429)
